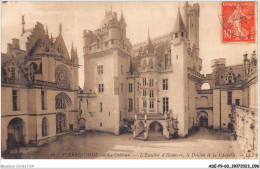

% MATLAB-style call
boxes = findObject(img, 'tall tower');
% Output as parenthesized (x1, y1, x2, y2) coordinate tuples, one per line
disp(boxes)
(82, 9, 132, 135)
(183, 2, 200, 49)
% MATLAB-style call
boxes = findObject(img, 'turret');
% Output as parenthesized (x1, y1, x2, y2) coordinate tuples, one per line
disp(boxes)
(83, 30, 93, 51)
(172, 8, 186, 44)
(108, 12, 120, 41)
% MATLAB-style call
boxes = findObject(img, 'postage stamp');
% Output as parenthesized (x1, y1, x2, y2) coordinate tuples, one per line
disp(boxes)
(221, 1, 256, 43)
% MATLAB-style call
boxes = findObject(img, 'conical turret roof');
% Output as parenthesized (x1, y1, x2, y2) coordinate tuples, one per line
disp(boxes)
(120, 10, 126, 25)
(173, 8, 185, 33)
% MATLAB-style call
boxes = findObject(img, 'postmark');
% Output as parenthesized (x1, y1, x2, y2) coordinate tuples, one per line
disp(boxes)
(221, 1, 256, 43)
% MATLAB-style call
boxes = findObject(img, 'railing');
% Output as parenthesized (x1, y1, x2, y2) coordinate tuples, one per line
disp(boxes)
(33, 80, 71, 90)
(2, 77, 71, 90)
(233, 104, 258, 158)
(198, 89, 213, 94)
(1, 77, 27, 85)
(187, 67, 204, 78)
(135, 113, 170, 120)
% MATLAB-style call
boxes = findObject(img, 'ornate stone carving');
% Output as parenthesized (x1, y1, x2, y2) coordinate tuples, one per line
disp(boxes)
(55, 65, 71, 89)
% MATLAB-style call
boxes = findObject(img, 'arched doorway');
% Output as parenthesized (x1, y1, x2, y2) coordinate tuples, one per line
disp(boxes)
(197, 111, 208, 127)
(148, 121, 164, 140)
(56, 113, 67, 133)
(79, 118, 86, 130)
(7, 118, 25, 148)
(137, 121, 145, 137)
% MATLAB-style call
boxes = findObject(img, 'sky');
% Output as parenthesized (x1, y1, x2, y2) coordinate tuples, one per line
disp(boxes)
(2, 1, 257, 87)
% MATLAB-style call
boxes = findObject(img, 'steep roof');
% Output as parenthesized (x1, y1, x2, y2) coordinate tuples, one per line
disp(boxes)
(173, 8, 185, 33)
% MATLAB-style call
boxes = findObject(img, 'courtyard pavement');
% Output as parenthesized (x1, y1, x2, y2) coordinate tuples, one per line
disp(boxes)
(8, 128, 245, 159)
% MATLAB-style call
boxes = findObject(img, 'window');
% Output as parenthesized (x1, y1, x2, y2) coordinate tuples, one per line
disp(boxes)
(11, 67, 15, 78)
(143, 89, 147, 96)
(228, 92, 232, 105)
(181, 32, 184, 37)
(42, 117, 48, 136)
(128, 98, 133, 111)
(12, 90, 18, 111)
(175, 33, 178, 38)
(121, 65, 124, 75)
(121, 83, 124, 93)
(149, 90, 154, 98)
(97, 39, 100, 49)
(97, 65, 103, 74)
(129, 83, 133, 93)
(163, 97, 169, 113)
(150, 101, 154, 109)
(98, 84, 104, 93)
(105, 42, 108, 47)
(143, 100, 147, 107)
(176, 55, 178, 60)
(163, 79, 168, 90)
(149, 79, 154, 86)
(41, 90, 46, 110)
(89, 46, 92, 51)
(55, 96, 66, 110)
(100, 122, 102, 127)
(143, 78, 147, 86)
(100, 102, 102, 112)
(111, 39, 114, 44)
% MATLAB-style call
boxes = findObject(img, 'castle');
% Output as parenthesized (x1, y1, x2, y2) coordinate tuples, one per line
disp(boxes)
(79, 3, 258, 158)
(1, 2, 258, 158)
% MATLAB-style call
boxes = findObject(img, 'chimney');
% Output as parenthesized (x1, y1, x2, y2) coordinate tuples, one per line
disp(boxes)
(113, 12, 117, 20)
(251, 50, 256, 59)
(243, 53, 248, 61)
(12, 38, 20, 49)
(7, 43, 12, 55)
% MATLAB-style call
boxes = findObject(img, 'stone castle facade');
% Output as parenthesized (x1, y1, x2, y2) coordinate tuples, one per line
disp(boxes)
(1, 21, 79, 152)
(79, 2, 258, 158)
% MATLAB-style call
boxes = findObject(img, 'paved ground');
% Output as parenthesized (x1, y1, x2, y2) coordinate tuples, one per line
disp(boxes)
(7, 128, 245, 159)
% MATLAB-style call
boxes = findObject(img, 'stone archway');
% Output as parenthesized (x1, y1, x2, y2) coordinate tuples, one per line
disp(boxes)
(197, 111, 208, 127)
(7, 118, 26, 148)
(148, 121, 164, 140)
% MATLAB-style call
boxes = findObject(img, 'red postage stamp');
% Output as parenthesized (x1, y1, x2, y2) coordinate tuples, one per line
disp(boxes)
(221, 1, 256, 43)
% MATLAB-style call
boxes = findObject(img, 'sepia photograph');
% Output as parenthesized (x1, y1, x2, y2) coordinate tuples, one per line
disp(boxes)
(0, 0, 259, 167)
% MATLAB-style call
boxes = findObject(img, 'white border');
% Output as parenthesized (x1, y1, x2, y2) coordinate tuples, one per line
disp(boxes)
(0, 0, 259, 168)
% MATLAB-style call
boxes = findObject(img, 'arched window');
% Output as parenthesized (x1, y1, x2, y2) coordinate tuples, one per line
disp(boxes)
(42, 117, 48, 136)
(201, 83, 210, 90)
(149, 59, 153, 68)
(55, 65, 71, 89)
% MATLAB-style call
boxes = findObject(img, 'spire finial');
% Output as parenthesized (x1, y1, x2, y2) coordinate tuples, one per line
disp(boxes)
(59, 23, 62, 35)
(46, 26, 49, 36)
